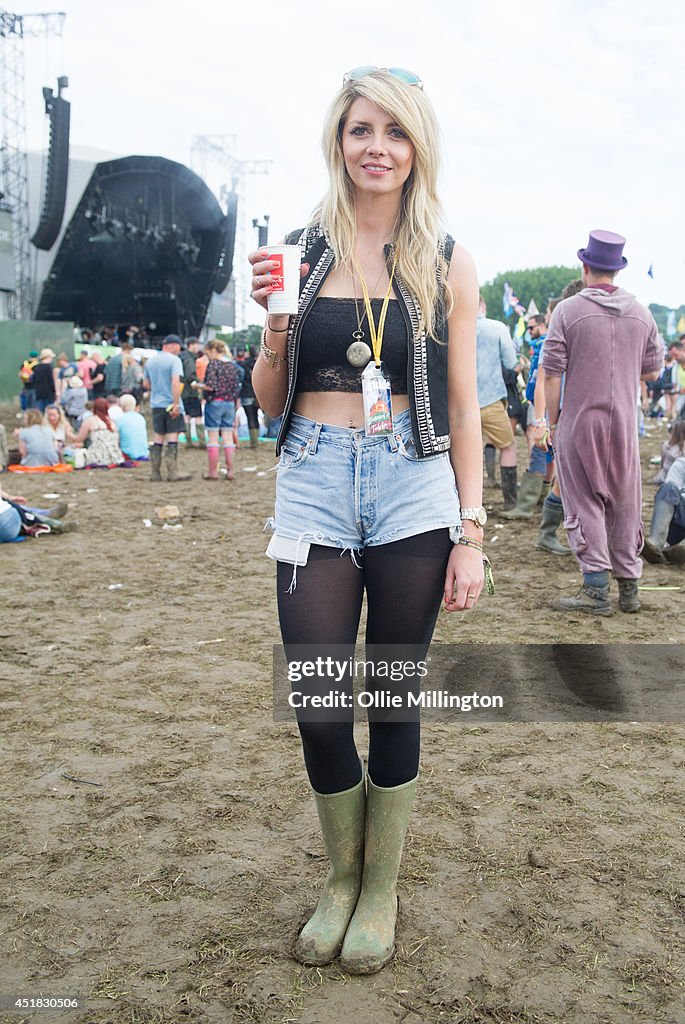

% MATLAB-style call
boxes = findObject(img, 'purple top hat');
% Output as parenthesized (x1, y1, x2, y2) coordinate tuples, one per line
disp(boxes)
(577, 229, 628, 271)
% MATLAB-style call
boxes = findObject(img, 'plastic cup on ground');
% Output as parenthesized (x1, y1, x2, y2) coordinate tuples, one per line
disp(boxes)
(265, 245, 301, 316)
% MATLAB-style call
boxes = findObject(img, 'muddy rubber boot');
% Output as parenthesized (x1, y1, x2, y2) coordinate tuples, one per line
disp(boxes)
(150, 443, 163, 482)
(664, 543, 685, 565)
(164, 442, 190, 482)
(550, 573, 612, 616)
(249, 427, 260, 450)
(484, 444, 498, 488)
(45, 502, 69, 519)
(535, 496, 571, 555)
(642, 498, 673, 564)
(32, 514, 79, 534)
(500, 471, 543, 519)
(500, 466, 518, 512)
(293, 773, 366, 966)
(340, 774, 417, 976)
(617, 578, 641, 613)
(195, 422, 207, 449)
(538, 480, 551, 506)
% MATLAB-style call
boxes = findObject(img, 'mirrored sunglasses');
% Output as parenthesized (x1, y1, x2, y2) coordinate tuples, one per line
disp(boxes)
(343, 66, 423, 89)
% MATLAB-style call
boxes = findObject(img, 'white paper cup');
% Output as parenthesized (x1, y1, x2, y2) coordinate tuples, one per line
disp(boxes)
(266, 244, 301, 316)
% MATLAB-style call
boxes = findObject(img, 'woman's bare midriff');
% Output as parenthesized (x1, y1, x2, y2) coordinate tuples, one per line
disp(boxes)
(293, 391, 410, 429)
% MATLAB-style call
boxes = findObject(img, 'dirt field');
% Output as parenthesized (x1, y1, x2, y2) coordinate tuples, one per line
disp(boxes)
(1, 406, 683, 1024)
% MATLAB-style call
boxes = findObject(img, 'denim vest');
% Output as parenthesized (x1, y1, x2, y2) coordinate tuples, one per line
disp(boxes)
(275, 224, 455, 459)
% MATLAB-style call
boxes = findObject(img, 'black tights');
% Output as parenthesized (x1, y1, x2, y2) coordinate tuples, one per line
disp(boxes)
(277, 530, 452, 793)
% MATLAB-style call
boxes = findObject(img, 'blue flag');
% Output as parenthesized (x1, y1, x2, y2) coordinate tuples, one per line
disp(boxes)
(647, 264, 654, 279)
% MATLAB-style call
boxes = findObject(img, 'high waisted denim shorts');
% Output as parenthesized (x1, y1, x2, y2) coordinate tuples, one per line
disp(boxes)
(266, 409, 461, 570)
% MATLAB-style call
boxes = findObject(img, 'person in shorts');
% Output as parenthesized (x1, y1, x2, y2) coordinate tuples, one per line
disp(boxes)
(249, 68, 486, 975)
(143, 334, 188, 481)
(180, 337, 206, 446)
(475, 295, 518, 508)
(198, 339, 243, 480)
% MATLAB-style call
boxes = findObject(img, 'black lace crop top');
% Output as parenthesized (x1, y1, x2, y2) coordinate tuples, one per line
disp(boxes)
(297, 298, 408, 394)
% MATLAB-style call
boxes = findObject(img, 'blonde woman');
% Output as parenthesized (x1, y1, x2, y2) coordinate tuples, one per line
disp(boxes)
(249, 69, 485, 974)
(197, 339, 242, 479)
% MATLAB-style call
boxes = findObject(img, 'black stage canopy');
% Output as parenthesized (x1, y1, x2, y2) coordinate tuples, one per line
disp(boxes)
(35, 155, 235, 339)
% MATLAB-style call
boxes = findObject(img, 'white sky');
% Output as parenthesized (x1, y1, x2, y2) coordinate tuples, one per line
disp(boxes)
(14, 0, 685, 311)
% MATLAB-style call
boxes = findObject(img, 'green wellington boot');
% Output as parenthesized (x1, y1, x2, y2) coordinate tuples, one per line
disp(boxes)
(340, 774, 417, 975)
(164, 444, 191, 482)
(500, 471, 544, 520)
(535, 497, 571, 555)
(293, 772, 366, 966)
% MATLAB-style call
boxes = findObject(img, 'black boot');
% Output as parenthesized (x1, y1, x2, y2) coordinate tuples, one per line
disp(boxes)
(500, 466, 518, 512)
(500, 471, 542, 519)
(484, 444, 498, 488)
(150, 443, 163, 482)
(617, 578, 640, 613)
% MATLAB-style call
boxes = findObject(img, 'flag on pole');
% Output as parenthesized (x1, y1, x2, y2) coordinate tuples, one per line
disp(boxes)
(647, 264, 654, 279)
(666, 310, 677, 337)
(515, 316, 527, 339)
(677, 315, 685, 334)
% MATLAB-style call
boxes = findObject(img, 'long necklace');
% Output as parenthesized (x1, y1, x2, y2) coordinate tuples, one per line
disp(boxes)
(346, 264, 386, 368)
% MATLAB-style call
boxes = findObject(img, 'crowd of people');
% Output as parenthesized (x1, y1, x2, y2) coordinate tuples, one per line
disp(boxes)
(10, 336, 263, 479)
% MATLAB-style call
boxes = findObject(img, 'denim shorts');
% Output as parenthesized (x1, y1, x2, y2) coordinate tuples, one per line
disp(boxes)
(266, 409, 461, 569)
(0, 504, 22, 543)
(205, 400, 236, 430)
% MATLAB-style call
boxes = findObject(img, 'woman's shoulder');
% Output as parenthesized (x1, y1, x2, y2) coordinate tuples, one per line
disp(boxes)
(445, 239, 477, 293)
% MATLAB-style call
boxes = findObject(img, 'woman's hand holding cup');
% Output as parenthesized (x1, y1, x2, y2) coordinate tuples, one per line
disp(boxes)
(247, 248, 309, 319)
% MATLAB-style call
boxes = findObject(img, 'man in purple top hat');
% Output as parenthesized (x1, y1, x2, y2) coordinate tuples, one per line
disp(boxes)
(542, 229, 664, 615)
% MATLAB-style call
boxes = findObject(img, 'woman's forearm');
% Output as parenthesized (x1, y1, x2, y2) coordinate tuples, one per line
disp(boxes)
(449, 408, 484, 510)
(252, 318, 290, 417)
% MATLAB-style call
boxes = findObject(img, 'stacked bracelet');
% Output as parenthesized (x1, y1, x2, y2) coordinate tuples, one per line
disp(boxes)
(456, 535, 495, 595)
(457, 536, 483, 553)
(260, 339, 283, 371)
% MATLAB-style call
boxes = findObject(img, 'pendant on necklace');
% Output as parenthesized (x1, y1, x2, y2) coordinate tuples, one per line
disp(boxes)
(346, 339, 372, 368)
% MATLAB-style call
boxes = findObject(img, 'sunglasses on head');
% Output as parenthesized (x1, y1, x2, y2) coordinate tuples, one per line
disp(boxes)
(343, 66, 423, 89)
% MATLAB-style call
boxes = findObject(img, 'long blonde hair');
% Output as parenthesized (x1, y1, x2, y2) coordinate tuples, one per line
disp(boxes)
(311, 71, 452, 337)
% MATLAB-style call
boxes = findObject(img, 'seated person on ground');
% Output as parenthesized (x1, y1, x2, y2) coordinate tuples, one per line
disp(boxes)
(116, 394, 149, 460)
(17, 409, 59, 467)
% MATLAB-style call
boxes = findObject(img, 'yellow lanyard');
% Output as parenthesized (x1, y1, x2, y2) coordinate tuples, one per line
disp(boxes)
(354, 252, 398, 367)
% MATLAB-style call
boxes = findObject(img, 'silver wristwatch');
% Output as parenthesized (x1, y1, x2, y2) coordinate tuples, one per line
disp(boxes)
(460, 506, 487, 528)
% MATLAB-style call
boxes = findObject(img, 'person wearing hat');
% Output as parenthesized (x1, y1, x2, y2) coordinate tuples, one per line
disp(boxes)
(61, 374, 88, 428)
(142, 334, 189, 481)
(32, 349, 57, 413)
(542, 230, 664, 614)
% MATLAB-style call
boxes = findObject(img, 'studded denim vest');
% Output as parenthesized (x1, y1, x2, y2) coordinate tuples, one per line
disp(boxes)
(275, 224, 454, 459)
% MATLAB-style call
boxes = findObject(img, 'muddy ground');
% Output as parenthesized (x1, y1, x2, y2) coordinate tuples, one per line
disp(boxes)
(1, 405, 683, 1024)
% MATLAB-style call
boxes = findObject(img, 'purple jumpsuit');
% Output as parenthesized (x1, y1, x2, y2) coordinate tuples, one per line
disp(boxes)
(542, 287, 663, 579)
